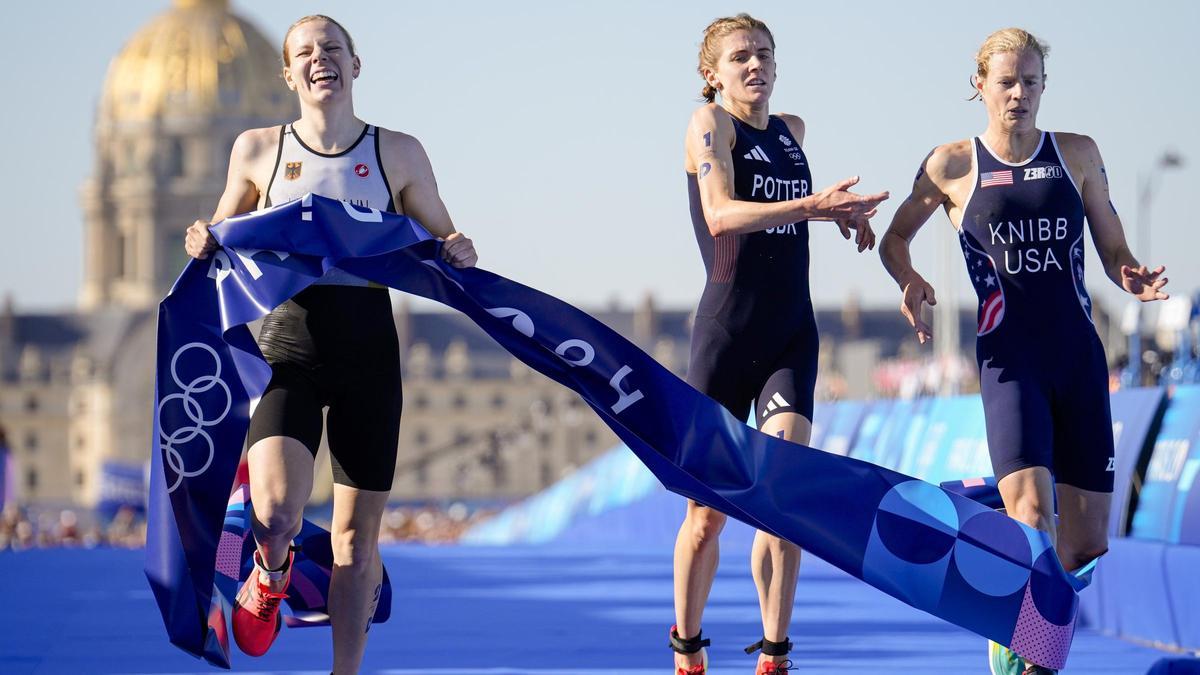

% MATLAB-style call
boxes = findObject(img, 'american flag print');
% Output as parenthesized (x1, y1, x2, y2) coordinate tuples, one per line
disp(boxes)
(959, 231, 1006, 335)
(980, 170, 1014, 188)
(1069, 234, 1095, 325)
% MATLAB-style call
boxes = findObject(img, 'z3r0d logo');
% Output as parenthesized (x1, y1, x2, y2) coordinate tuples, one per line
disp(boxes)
(157, 342, 232, 493)
(1023, 166, 1063, 181)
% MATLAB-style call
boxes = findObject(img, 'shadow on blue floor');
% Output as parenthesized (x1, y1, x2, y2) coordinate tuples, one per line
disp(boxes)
(0, 543, 1178, 674)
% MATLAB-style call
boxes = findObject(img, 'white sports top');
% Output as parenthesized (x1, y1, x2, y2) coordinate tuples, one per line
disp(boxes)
(265, 123, 395, 286)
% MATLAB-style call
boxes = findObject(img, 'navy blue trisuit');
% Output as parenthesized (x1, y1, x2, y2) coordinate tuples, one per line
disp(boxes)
(958, 131, 1114, 493)
(686, 111, 817, 426)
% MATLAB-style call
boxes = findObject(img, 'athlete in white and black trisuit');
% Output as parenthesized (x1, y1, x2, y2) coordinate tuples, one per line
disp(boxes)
(183, 15, 477, 673)
(879, 28, 1168, 675)
(672, 14, 889, 675)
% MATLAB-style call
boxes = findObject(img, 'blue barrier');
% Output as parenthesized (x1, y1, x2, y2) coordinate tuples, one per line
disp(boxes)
(809, 400, 868, 457)
(1109, 387, 1168, 536)
(849, 399, 901, 468)
(1165, 544, 1200, 650)
(97, 461, 147, 517)
(1130, 385, 1200, 543)
(898, 395, 991, 484)
(1079, 537, 1200, 652)
(809, 401, 835, 449)
(462, 445, 658, 545)
(1147, 657, 1200, 674)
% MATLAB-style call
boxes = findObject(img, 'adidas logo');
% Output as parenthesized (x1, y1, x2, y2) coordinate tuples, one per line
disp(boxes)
(743, 146, 771, 163)
(779, 134, 793, 147)
(761, 392, 791, 418)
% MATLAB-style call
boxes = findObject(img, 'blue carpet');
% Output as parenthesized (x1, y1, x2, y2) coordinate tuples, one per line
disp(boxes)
(0, 545, 1173, 673)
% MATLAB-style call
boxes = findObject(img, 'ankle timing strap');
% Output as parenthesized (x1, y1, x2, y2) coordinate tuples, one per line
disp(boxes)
(745, 636, 792, 656)
(256, 544, 300, 574)
(669, 626, 711, 654)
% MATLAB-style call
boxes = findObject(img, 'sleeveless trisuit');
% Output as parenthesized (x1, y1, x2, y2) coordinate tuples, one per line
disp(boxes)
(246, 123, 402, 491)
(686, 112, 818, 426)
(958, 131, 1114, 492)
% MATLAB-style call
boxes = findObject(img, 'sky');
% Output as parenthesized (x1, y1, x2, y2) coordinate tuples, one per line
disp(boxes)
(3, 1, 1197, 320)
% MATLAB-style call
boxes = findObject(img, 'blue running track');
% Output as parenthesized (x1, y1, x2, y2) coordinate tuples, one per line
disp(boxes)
(0, 543, 1172, 674)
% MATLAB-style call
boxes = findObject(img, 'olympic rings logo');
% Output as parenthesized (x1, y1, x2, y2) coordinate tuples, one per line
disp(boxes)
(157, 342, 232, 493)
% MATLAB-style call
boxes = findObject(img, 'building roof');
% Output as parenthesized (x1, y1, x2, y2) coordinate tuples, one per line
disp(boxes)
(99, 0, 294, 124)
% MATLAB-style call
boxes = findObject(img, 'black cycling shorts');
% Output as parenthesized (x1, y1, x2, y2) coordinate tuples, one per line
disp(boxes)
(246, 285, 401, 491)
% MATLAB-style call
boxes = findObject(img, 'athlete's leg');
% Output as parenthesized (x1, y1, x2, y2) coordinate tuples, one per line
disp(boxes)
(675, 316, 752, 670)
(673, 499, 726, 669)
(751, 411, 809, 667)
(232, 434, 314, 657)
(1051, 340, 1114, 572)
(247, 435, 316, 568)
(747, 340, 816, 669)
(982, 356, 1056, 539)
(990, 466, 1059, 674)
(324, 329, 401, 673)
(245, 364, 323, 569)
(234, 364, 323, 656)
(997, 467, 1057, 543)
(1054, 485, 1110, 572)
(328, 484, 389, 674)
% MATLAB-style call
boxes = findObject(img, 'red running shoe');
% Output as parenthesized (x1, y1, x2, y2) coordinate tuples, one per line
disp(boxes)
(232, 548, 292, 656)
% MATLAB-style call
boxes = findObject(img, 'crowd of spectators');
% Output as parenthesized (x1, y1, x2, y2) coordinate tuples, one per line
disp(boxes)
(376, 503, 497, 544)
(0, 501, 498, 551)
(0, 504, 145, 551)
(872, 353, 977, 400)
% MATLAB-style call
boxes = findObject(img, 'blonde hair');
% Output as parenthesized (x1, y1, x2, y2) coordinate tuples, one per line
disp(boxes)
(282, 15, 357, 67)
(975, 27, 1048, 80)
(697, 14, 775, 103)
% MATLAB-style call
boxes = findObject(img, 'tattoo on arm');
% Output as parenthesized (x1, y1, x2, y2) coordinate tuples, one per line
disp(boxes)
(699, 162, 712, 179)
(703, 131, 712, 148)
(1101, 167, 1116, 213)
(913, 150, 934, 188)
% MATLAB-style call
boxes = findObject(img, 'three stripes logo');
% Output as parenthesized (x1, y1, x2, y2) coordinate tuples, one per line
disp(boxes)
(761, 392, 791, 418)
(743, 146, 772, 163)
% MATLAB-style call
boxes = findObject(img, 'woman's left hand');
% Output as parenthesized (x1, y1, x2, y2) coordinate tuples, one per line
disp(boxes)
(836, 217, 876, 252)
(442, 232, 478, 268)
(1121, 264, 1169, 302)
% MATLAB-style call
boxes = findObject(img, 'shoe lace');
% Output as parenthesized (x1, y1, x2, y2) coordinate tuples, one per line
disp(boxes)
(760, 660, 794, 674)
(253, 585, 288, 621)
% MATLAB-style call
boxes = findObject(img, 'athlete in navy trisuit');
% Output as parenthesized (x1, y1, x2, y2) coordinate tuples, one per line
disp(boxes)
(674, 14, 889, 675)
(183, 15, 477, 673)
(879, 28, 1168, 675)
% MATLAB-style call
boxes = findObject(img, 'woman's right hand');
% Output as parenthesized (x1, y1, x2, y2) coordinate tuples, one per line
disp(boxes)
(812, 176, 889, 221)
(900, 273, 937, 344)
(184, 219, 218, 259)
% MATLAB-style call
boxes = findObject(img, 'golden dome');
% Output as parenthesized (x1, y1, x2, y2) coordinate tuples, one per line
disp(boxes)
(100, 0, 294, 123)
